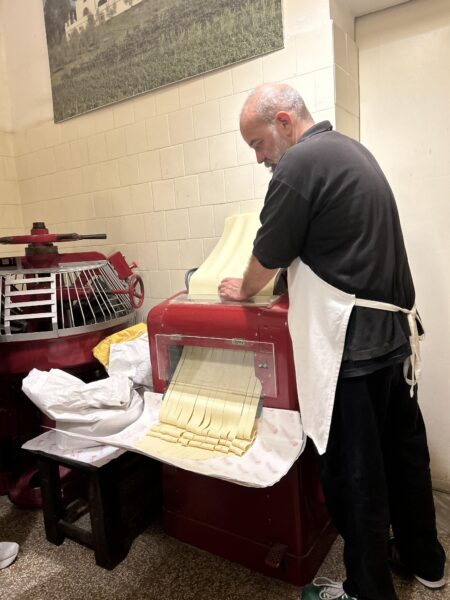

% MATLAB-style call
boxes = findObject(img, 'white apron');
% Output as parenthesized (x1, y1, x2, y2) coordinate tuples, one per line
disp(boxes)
(287, 258, 423, 455)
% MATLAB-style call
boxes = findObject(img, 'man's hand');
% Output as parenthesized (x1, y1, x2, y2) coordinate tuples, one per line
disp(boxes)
(218, 278, 247, 302)
(218, 256, 279, 302)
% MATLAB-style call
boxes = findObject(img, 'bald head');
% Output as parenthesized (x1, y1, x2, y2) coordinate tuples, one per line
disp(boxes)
(240, 83, 314, 171)
(240, 83, 312, 127)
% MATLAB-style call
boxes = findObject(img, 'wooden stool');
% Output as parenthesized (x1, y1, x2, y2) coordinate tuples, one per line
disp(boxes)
(29, 450, 161, 569)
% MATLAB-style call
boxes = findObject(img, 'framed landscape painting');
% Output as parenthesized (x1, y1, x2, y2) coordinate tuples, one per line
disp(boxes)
(43, 0, 284, 122)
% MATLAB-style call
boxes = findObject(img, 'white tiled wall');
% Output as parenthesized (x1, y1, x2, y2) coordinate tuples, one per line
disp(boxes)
(1, 0, 341, 311)
(0, 131, 22, 256)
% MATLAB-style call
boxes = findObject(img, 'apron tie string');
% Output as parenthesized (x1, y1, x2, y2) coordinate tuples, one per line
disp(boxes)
(354, 299, 423, 397)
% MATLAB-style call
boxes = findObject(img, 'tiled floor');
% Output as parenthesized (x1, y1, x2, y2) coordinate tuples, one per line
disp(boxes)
(0, 494, 448, 600)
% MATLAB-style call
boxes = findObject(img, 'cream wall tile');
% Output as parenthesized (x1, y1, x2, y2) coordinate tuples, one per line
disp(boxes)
(106, 128, 127, 160)
(179, 79, 205, 108)
(76, 113, 98, 140)
(170, 270, 187, 294)
(133, 94, 157, 122)
(147, 270, 171, 299)
(240, 198, 264, 213)
(152, 179, 176, 211)
(168, 108, 195, 145)
(157, 240, 181, 269)
(41, 122, 61, 149)
(0, 204, 23, 228)
(209, 132, 237, 170)
(166, 208, 190, 240)
(155, 87, 180, 115)
(138, 150, 162, 183)
(5, 157, 16, 180)
(348, 75, 360, 117)
(160, 146, 185, 179)
(184, 138, 210, 175)
(145, 211, 167, 241)
(213, 202, 240, 236)
(93, 109, 114, 133)
(282, 72, 316, 112)
(66, 167, 85, 197)
(70, 139, 89, 168)
(188, 206, 214, 238)
(118, 155, 140, 186)
(335, 107, 359, 140)
(311, 107, 336, 126)
(146, 115, 170, 150)
(204, 70, 233, 100)
(231, 59, 263, 93)
(315, 67, 335, 111)
(224, 165, 253, 202)
(174, 175, 199, 208)
(333, 23, 348, 71)
(179, 239, 204, 270)
(203, 237, 219, 258)
(62, 193, 93, 222)
(262, 36, 297, 81)
(296, 22, 334, 74)
(347, 37, 359, 80)
(236, 134, 255, 166)
(113, 102, 135, 128)
(253, 164, 271, 198)
(219, 92, 246, 133)
(0, 132, 14, 156)
(18, 179, 35, 205)
(104, 216, 123, 245)
(335, 64, 347, 110)
(136, 241, 158, 270)
(59, 119, 79, 144)
(110, 187, 131, 216)
(198, 171, 226, 205)
(51, 171, 68, 199)
(38, 148, 56, 175)
(193, 101, 221, 138)
(121, 213, 146, 242)
(283, 0, 329, 36)
(101, 160, 121, 189)
(0, 181, 19, 204)
(93, 189, 111, 218)
(130, 182, 152, 213)
(87, 133, 107, 164)
(126, 122, 149, 155)
(54, 143, 72, 172)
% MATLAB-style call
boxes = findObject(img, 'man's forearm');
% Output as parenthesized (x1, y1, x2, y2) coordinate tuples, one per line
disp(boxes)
(240, 255, 278, 299)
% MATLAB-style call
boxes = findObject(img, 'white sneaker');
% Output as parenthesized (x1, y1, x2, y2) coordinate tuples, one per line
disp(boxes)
(0, 542, 19, 569)
(414, 574, 447, 589)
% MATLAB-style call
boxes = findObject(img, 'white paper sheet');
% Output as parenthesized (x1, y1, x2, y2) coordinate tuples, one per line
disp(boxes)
(29, 392, 306, 488)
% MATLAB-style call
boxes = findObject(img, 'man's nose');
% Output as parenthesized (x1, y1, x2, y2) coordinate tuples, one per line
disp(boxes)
(255, 150, 265, 164)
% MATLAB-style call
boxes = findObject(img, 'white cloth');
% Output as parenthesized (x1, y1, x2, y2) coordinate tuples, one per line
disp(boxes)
(287, 259, 422, 455)
(107, 333, 152, 388)
(22, 368, 144, 450)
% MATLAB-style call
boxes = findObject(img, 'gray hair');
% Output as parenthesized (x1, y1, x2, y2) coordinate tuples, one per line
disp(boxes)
(242, 83, 310, 124)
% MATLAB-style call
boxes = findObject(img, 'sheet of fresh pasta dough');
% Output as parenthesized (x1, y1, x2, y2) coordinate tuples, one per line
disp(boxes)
(144, 346, 262, 459)
(188, 212, 276, 297)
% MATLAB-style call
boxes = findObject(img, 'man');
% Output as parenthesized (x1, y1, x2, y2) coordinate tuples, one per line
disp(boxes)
(218, 83, 446, 600)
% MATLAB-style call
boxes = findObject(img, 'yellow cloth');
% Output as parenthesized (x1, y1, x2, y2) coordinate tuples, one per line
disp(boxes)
(93, 322, 147, 367)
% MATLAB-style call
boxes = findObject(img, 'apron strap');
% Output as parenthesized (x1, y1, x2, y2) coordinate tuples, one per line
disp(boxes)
(354, 298, 423, 397)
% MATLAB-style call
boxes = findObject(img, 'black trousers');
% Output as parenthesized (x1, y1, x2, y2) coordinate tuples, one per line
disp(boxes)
(319, 363, 445, 600)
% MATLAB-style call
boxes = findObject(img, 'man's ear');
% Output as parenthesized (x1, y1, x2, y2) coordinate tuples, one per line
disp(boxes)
(274, 111, 293, 133)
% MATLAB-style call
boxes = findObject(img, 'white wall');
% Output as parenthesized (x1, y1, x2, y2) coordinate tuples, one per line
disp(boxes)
(357, 0, 450, 489)
(0, 0, 338, 294)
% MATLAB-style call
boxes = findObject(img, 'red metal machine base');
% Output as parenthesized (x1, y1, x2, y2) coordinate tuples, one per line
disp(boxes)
(162, 441, 336, 586)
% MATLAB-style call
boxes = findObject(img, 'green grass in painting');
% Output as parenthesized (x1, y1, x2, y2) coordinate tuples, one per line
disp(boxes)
(49, 0, 283, 122)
